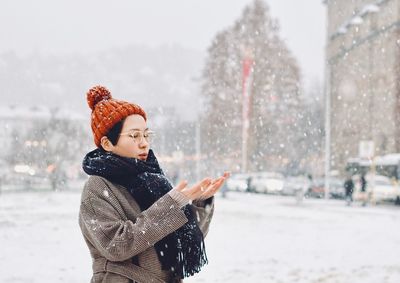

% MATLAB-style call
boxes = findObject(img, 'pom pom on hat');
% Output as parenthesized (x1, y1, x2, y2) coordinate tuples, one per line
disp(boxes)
(87, 85, 112, 110)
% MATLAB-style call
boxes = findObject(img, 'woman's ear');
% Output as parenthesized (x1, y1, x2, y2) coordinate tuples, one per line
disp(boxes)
(100, 136, 114, 152)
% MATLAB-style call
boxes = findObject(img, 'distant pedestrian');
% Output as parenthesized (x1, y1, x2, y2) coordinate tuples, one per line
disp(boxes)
(295, 186, 304, 204)
(246, 176, 253, 192)
(344, 175, 354, 206)
(360, 174, 367, 206)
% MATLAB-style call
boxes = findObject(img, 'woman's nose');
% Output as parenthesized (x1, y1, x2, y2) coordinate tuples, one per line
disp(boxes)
(139, 138, 149, 148)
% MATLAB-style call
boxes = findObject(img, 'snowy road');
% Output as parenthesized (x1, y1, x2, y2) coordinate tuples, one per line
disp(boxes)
(1, 190, 400, 283)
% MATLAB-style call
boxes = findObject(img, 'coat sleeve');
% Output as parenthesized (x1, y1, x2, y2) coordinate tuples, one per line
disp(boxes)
(79, 182, 189, 262)
(191, 197, 215, 237)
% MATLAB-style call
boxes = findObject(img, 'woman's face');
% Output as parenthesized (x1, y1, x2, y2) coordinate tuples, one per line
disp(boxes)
(102, 114, 150, 161)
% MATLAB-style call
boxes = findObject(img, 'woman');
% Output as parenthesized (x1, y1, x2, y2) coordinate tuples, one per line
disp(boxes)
(79, 85, 229, 283)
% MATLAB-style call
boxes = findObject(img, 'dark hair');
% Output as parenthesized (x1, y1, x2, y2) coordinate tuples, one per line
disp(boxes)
(101, 118, 125, 148)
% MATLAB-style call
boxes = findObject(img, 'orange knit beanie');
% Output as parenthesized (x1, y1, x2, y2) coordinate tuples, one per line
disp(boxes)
(86, 85, 147, 147)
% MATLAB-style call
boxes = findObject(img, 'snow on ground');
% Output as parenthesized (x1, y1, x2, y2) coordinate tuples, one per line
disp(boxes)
(1, 190, 400, 283)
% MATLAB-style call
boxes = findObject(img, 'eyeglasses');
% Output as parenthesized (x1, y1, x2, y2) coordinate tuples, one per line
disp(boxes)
(119, 130, 155, 144)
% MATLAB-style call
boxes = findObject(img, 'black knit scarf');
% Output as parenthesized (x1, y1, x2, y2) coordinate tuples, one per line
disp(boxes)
(82, 148, 208, 279)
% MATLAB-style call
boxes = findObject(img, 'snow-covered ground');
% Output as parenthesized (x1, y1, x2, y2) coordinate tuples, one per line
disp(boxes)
(1, 190, 400, 283)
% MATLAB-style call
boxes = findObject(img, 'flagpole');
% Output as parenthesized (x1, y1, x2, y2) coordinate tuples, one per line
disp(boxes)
(242, 53, 253, 173)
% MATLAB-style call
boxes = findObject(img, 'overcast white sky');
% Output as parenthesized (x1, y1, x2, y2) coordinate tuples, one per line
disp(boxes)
(1, 0, 326, 91)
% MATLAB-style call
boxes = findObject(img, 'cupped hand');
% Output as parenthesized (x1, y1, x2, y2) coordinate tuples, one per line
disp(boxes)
(196, 171, 230, 200)
(174, 172, 230, 201)
(174, 178, 213, 201)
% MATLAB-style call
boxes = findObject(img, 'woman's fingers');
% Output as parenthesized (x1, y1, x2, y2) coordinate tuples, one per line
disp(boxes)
(182, 178, 212, 200)
(194, 178, 213, 197)
(204, 172, 230, 193)
(193, 178, 212, 191)
(211, 177, 225, 192)
(174, 180, 188, 192)
(199, 177, 226, 199)
(178, 173, 230, 201)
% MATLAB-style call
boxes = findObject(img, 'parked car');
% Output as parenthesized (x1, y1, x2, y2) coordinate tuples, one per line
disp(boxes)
(329, 178, 346, 199)
(306, 178, 325, 198)
(252, 172, 284, 194)
(306, 177, 344, 199)
(353, 174, 400, 204)
(282, 176, 310, 196)
(226, 173, 249, 192)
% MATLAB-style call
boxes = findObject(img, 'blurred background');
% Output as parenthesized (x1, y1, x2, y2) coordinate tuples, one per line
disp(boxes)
(0, 0, 326, 189)
(1, 0, 400, 282)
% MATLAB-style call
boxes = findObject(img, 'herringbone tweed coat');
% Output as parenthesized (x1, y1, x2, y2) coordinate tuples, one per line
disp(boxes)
(79, 175, 214, 283)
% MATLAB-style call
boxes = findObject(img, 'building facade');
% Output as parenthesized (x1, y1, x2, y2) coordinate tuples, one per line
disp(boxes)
(326, 0, 400, 170)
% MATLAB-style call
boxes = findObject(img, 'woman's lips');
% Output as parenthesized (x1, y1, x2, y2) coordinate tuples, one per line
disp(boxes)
(139, 154, 148, 160)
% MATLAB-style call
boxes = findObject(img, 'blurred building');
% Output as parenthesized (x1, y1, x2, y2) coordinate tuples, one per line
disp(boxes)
(0, 105, 88, 155)
(0, 105, 89, 178)
(0, 105, 51, 156)
(325, 0, 400, 171)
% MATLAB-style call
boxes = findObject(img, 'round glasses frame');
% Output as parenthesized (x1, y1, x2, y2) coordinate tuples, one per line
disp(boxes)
(119, 130, 155, 144)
